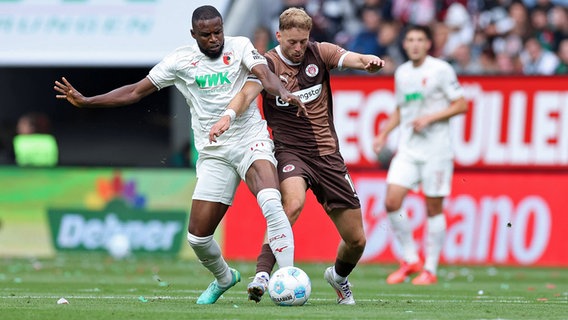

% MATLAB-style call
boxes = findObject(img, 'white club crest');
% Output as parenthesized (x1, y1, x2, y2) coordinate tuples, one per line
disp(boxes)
(282, 164, 295, 173)
(305, 64, 318, 77)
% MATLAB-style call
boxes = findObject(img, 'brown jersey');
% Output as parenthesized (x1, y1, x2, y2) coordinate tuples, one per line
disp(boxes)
(262, 42, 347, 156)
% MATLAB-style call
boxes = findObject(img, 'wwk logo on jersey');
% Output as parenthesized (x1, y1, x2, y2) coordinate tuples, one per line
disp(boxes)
(404, 91, 424, 102)
(195, 72, 231, 88)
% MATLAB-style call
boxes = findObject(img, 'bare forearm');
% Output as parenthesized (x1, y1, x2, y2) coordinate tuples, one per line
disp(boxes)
(82, 84, 145, 108)
(227, 92, 253, 116)
(344, 53, 384, 73)
(260, 72, 288, 97)
(250, 64, 286, 97)
(355, 54, 376, 69)
(250, 64, 305, 113)
(76, 78, 157, 108)
(227, 81, 263, 115)
(55, 77, 157, 109)
(428, 97, 468, 123)
(379, 109, 400, 137)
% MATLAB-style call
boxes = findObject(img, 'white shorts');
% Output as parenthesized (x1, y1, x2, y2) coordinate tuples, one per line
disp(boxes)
(386, 152, 454, 197)
(192, 133, 276, 205)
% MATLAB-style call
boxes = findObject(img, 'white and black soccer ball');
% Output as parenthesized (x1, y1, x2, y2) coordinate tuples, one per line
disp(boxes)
(268, 266, 311, 306)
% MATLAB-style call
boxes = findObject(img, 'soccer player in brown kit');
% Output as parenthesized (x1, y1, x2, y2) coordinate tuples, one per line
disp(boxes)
(208, 7, 384, 304)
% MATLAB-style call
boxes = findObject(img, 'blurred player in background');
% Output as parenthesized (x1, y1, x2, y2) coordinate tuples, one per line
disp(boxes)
(210, 7, 384, 304)
(373, 25, 468, 285)
(54, 5, 304, 304)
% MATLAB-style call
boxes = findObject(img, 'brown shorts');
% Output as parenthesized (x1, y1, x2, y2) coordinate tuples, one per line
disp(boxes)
(275, 150, 361, 212)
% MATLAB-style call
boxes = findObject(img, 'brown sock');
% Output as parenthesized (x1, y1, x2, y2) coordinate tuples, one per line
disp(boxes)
(335, 258, 357, 278)
(255, 243, 277, 274)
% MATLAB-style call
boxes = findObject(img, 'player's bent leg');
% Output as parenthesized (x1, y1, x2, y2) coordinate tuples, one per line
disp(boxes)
(247, 178, 306, 303)
(244, 160, 295, 268)
(246, 188, 296, 303)
(329, 208, 366, 265)
(246, 176, 307, 303)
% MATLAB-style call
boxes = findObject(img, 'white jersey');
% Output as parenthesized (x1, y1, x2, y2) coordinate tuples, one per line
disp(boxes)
(394, 55, 463, 160)
(147, 36, 267, 152)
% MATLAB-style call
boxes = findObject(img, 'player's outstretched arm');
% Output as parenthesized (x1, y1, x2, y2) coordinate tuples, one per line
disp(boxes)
(250, 64, 307, 116)
(343, 53, 385, 73)
(54, 77, 157, 108)
(209, 81, 263, 143)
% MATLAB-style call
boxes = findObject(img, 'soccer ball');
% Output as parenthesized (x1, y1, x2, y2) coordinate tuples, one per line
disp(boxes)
(106, 233, 131, 259)
(268, 266, 311, 306)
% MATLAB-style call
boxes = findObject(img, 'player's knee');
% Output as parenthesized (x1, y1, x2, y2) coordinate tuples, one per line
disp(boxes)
(187, 232, 213, 249)
(384, 197, 402, 213)
(425, 203, 443, 217)
(283, 199, 303, 224)
(349, 235, 366, 254)
(257, 188, 283, 218)
(187, 224, 211, 238)
(353, 235, 367, 252)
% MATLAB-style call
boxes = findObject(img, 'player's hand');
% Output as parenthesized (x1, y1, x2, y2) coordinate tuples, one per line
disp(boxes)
(372, 134, 387, 154)
(364, 57, 385, 73)
(281, 92, 307, 117)
(412, 116, 433, 133)
(209, 116, 231, 143)
(54, 77, 87, 107)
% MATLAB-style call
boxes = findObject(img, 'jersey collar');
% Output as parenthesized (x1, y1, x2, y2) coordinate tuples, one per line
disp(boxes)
(275, 46, 301, 66)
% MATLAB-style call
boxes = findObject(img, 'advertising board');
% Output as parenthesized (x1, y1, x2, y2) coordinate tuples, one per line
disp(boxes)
(0, 168, 194, 257)
(0, 0, 229, 66)
(331, 76, 568, 169)
(225, 171, 568, 266)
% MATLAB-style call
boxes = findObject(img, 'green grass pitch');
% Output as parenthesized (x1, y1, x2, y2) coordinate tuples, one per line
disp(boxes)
(1, 254, 566, 320)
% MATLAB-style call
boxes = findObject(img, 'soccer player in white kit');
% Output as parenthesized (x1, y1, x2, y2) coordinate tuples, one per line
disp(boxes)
(373, 25, 468, 285)
(54, 5, 304, 304)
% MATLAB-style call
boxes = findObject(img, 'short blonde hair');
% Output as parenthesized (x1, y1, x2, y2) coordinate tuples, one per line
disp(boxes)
(279, 7, 312, 31)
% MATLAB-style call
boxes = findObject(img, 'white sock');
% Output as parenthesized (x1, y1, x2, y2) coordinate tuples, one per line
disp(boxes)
(187, 232, 233, 287)
(255, 271, 270, 282)
(333, 267, 347, 284)
(388, 209, 419, 264)
(424, 214, 446, 275)
(257, 188, 295, 268)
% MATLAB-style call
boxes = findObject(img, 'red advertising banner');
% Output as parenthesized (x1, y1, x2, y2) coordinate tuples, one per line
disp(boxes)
(331, 76, 568, 169)
(224, 171, 568, 266)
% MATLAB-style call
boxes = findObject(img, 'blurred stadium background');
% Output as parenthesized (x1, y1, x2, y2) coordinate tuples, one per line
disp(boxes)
(0, 0, 567, 270)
